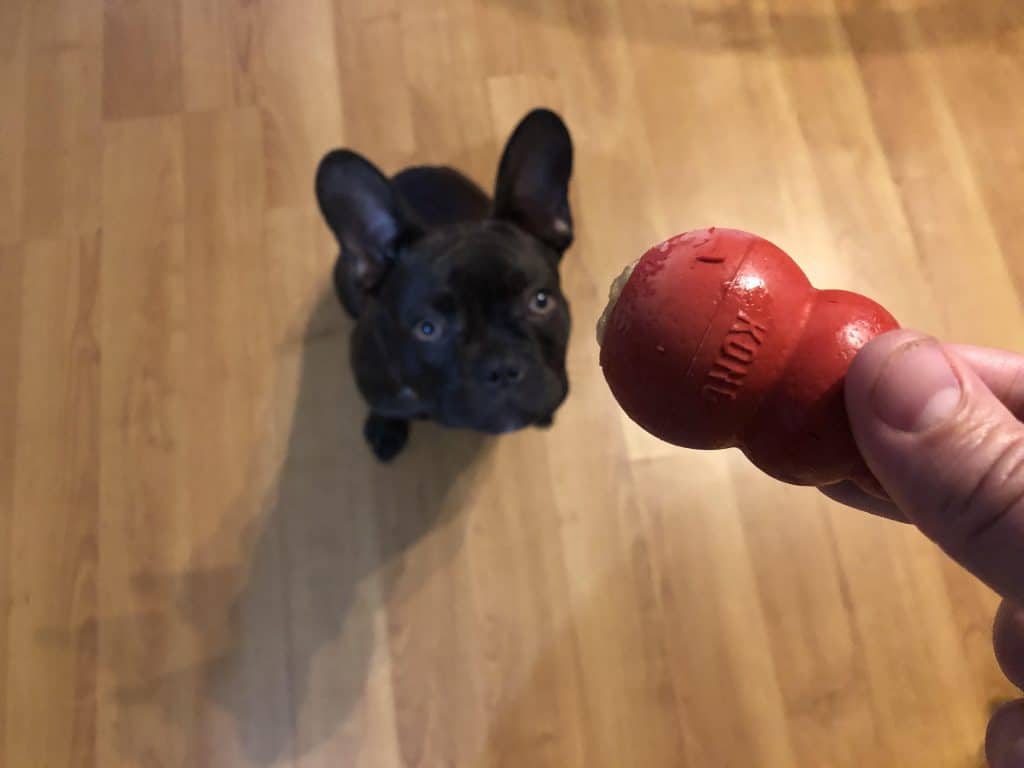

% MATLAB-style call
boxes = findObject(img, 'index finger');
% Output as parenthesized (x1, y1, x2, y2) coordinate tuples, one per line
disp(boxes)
(949, 344, 1024, 418)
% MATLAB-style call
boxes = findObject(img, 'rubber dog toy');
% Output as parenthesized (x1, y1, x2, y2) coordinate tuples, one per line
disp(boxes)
(598, 227, 899, 491)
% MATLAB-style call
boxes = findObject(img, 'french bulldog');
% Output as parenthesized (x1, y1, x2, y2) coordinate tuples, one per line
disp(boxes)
(315, 109, 575, 461)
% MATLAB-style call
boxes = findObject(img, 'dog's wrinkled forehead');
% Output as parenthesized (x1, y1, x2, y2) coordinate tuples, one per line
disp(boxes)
(398, 221, 559, 300)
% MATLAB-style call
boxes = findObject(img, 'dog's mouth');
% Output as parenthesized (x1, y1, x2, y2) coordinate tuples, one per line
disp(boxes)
(479, 409, 553, 435)
(438, 400, 560, 435)
(426, 360, 569, 436)
(486, 415, 531, 435)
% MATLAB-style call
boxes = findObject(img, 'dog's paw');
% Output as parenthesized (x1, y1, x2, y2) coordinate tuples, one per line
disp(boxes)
(364, 415, 410, 462)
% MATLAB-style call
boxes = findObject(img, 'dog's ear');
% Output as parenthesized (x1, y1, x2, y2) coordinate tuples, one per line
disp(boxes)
(493, 109, 574, 255)
(316, 150, 418, 308)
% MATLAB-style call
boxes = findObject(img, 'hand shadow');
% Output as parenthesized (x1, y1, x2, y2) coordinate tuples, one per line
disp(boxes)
(47, 288, 490, 765)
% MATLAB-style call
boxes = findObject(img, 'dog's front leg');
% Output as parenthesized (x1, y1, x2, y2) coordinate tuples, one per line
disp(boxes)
(364, 413, 410, 462)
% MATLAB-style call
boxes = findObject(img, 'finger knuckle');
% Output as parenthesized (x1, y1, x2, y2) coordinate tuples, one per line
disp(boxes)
(940, 428, 1024, 555)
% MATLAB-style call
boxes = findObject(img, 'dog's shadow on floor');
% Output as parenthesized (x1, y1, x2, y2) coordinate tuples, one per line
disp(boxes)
(89, 290, 490, 763)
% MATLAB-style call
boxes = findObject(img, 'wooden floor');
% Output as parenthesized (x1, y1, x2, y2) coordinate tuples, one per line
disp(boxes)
(3, 0, 1024, 765)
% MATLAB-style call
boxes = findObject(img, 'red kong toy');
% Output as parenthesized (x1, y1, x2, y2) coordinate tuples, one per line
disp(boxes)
(598, 227, 899, 492)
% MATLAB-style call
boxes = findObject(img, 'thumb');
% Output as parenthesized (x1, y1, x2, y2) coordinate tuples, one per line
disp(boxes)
(846, 330, 1024, 604)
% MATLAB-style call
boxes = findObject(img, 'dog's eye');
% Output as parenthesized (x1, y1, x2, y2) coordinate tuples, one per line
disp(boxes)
(528, 290, 557, 316)
(413, 318, 443, 342)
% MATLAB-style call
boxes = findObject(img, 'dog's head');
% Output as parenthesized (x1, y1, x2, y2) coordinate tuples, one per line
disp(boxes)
(316, 110, 574, 435)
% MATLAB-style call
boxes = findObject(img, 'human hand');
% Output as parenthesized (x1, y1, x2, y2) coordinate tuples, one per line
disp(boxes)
(820, 329, 1024, 767)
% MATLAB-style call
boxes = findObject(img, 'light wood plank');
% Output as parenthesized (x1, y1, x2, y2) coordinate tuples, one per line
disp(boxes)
(22, 0, 103, 239)
(333, 8, 416, 163)
(97, 115, 189, 765)
(253, 0, 344, 210)
(0, 0, 29, 243)
(0, 245, 23, 763)
(6, 235, 101, 767)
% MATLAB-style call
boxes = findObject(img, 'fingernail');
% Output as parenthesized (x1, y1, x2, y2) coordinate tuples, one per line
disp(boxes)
(871, 339, 962, 432)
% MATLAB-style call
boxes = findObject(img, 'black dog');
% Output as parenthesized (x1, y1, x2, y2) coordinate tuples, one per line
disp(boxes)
(315, 109, 575, 461)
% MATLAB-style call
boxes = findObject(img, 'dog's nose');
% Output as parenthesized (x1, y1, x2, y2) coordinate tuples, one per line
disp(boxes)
(482, 358, 525, 387)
